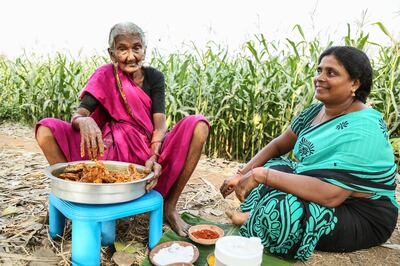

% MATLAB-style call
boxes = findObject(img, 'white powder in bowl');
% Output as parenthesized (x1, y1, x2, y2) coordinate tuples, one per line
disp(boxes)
(153, 243, 194, 265)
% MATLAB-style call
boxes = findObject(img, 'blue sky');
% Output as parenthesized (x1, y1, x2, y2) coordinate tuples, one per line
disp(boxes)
(1, 0, 399, 58)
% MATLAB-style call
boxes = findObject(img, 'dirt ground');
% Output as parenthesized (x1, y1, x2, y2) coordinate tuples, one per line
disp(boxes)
(0, 122, 399, 265)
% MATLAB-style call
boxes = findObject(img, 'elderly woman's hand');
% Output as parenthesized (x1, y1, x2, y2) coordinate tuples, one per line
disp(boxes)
(235, 167, 268, 202)
(76, 117, 105, 160)
(220, 173, 242, 198)
(144, 155, 162, 191)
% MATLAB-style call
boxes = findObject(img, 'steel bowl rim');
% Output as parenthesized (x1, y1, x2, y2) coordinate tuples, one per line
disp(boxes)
(45, 160, 154, 186)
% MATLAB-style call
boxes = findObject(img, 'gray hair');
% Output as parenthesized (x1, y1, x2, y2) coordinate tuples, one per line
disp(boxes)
(108, 22, 146, 49)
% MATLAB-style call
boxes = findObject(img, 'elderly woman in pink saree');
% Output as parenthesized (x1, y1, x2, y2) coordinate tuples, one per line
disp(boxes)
(35, 22, 209, 236)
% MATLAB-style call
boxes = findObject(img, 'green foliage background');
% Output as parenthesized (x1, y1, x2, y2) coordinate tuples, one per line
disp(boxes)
(0, 24, 399, 163)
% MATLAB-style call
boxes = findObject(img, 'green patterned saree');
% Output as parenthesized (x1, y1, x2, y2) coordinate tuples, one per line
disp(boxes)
(240, 104, 398, 261)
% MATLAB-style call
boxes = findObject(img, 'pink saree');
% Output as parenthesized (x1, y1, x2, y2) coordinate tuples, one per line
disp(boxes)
(37, 64, 209, 197)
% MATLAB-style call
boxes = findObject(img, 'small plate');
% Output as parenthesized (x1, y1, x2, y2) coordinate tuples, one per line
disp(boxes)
(149, 241, 199, 266)
(188, 224, 224, 245)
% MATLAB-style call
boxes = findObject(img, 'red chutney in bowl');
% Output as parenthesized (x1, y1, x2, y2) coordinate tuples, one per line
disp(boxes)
(188, 224, 224, 245)
(191, 229, 219, 239)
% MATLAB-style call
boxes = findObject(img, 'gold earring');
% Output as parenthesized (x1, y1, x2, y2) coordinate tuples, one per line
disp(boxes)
(351, 89, 356, 97)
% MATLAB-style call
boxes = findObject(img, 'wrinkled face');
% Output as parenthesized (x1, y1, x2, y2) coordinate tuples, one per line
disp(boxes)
(314, 55, 359, 104)
(108, 33, 145, 75)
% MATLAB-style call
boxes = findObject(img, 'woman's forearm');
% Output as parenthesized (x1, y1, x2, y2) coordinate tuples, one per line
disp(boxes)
(151, 128, 166, 141)
(266, 169, 352, 208)
(71, 108, 91, 130)
(150, 113, 167, 157)
(150, 129, 166, 155)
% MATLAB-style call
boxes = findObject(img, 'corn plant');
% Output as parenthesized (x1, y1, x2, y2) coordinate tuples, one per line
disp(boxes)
(1, 24, 399, 164)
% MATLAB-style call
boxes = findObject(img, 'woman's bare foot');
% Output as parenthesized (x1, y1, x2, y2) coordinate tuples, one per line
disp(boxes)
(226, 210, 250, 225)
(164, 205, 190, 237)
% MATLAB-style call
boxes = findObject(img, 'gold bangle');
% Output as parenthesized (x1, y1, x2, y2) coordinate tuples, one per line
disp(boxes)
(149, 140, 163, 147)
(71, 114, 84, 124)
(263, 168, 269, 185)
(150, 151, 160, 158)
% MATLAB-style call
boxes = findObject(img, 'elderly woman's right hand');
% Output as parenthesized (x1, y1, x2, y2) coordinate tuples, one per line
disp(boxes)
(76, 117, 104, 159)
(144, 155, 162, 191)
(220, 173, 242, 198)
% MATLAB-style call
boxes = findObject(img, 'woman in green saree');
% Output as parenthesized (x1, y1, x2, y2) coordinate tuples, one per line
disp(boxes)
(220, 46, 398, 261)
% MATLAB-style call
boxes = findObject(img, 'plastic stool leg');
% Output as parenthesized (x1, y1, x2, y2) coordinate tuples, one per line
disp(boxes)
(48, 203, 65, 238)
(72, 220, 101, 266)
(101, 220, 116, 246)
(148, 207, 163, 249)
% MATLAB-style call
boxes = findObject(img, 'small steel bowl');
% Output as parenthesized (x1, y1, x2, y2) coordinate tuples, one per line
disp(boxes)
(44, 160, 154, 204)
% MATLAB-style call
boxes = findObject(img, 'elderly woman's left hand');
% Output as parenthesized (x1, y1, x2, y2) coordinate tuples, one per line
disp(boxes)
(235, 167, 268, 202)
(144, 155, 162, 191)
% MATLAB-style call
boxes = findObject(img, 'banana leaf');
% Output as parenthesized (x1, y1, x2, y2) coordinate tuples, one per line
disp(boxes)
(140, 212, 293, 266)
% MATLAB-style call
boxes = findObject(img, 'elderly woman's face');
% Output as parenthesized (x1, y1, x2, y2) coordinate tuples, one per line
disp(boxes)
(314, 55, 358, 104)
(108, 34, 145, 75)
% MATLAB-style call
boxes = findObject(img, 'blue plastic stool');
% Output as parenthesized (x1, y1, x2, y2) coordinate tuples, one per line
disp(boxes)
(48, 190, 163, 266)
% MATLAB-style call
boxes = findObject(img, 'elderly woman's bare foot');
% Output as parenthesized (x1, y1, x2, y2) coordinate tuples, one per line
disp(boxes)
(164, 205, 190, 237)
(226, 210, 250, 225)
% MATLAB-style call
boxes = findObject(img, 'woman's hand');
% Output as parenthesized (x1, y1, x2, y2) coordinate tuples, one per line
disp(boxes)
(144, 155, 162, 191)
(235, 167, 268, 202)
(77, 117, 105, 160)
(220, 173, 242, 198)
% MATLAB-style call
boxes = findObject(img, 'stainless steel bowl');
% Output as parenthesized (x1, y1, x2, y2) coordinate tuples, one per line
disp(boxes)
(44, 160, 154, 204)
